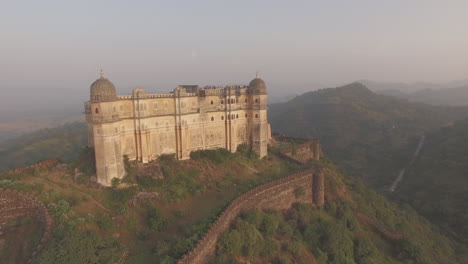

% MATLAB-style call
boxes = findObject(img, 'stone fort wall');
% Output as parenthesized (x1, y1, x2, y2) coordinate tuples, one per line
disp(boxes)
(279, 139, 322, 164)
(0, 189, 53, 263)
(86, 85, 270, 186)
(177, 167, 325, 264)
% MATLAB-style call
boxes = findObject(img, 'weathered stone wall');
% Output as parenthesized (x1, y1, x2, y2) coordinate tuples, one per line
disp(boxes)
(313, 169, 325, 208)
(280, 139, 322, 164)
(6, 158, 59, 175)
(87, 83, 271, 186)
(0, 189, 53, 263)
(177, 168, 325, 264)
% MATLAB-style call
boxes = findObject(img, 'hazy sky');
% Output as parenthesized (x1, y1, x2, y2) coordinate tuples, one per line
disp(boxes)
(1, 0, 468, 111)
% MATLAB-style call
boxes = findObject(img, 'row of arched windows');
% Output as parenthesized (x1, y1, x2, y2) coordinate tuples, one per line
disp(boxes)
(211, 98, 260, 105)
(210, 113, 259, 121)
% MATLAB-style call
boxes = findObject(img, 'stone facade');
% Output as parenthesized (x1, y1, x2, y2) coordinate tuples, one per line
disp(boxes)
(85, 73, 271, 186)
(177, 167, 325, 264)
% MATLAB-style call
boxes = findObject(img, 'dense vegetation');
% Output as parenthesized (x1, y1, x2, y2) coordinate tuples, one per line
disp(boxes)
(269, 83, 468, 188)
(214, 160, 464, 264)
(398, 118, 468, 244)
(0, 122, 86, 171)
(0, 146, 302, 263)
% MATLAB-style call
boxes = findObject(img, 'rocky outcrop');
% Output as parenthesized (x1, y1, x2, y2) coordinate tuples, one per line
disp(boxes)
(177, 167, 325, 264)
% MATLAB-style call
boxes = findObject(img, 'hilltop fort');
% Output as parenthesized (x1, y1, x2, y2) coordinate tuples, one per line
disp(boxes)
(85, 72, 271, 186)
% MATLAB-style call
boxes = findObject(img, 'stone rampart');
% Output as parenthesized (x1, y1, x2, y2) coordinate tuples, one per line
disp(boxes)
(177, 168, 324, 264)
(5, 158, 59, 175)
(280, 139, 322, 164)
(0, 188, 53, 263)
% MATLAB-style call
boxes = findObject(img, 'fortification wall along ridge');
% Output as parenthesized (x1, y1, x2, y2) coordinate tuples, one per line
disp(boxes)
(6, 158, 59, 175)
(0, 188, 53, 263)
(178, 168, 325, 264)
(279, 139, 322, 164)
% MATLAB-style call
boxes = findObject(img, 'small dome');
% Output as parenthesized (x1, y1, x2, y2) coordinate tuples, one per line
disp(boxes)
(248, 77, 267, 94)
(90, 72, 117, 102)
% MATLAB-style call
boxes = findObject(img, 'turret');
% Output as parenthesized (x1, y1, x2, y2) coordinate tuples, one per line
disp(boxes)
(85, 71, 125, 186)
(247, 74, 269, 158)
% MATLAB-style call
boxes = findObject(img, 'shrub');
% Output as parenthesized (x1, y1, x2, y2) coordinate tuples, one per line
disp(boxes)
(128, 215, 137, 231)
(260, 214, 280, 236)
(262, 238, 280, 257)
(147, 208, 167, 232)
(217, 230, 243, 255)
(96, 214, 113, 230)
(190, 149, 231, 164)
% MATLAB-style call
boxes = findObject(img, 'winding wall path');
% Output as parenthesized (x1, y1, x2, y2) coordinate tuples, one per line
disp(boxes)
(0, 188, 53, 263)
(177, 168, 324, 264)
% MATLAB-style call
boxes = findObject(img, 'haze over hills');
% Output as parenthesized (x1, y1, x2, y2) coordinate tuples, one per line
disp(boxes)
(360, 80, 468, 106)
(360, 79, 468, 94)
(269, 82, 468, 187)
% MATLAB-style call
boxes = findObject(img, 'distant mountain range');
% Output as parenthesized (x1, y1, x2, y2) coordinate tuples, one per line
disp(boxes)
(269, 82, 468, 186)
(360, 79, 468, 106)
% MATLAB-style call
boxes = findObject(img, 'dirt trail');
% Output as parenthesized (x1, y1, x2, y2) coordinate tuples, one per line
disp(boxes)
(389, 134, 425, 192)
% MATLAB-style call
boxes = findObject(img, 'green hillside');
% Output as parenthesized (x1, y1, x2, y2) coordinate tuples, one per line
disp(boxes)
(0, 122, 86, 172)
(269, 83, 468, 187)
(398, 118, 468, 244)
(214, 160, 464, 264)
(1, 148, 464, 264)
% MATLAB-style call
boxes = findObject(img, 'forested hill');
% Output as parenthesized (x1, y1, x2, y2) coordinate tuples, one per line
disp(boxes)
(0, 122, 86, 171)
(269, 82, 468, 187)
(398, 118, 468, 244)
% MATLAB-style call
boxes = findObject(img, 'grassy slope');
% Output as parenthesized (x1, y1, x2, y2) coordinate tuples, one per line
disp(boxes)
(0, 148, 302, 264)
(0, 147, 464, 264)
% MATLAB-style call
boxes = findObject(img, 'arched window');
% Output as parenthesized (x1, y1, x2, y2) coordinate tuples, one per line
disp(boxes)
(231, 99, 234, 104)
(236, 114, 239, 119)
(228, 115, 230, 120)
(245, 98, 248, 103)
(255, 114, 259, 118)
(221, 116, 224, 120)
(95, 108, 99, 114)
(255, 99, 259, 103)
(221, 100, 224, 104)
(210, 100, 213, 105)
(245, 113, 248, 118)
(211, 116, 214, 121)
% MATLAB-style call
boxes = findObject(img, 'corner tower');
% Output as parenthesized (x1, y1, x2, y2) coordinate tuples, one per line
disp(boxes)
(85, 71, 125, 186)
(247, 75, 270, 158)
